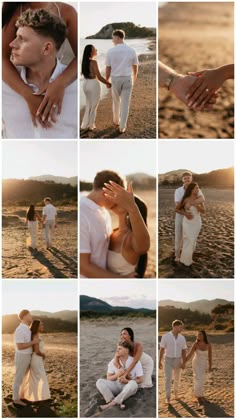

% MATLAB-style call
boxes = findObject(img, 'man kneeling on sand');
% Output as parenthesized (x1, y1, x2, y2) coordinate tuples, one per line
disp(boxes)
(96, 341, 143, 410)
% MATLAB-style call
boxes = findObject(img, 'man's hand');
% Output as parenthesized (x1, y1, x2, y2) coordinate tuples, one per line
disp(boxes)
(169, 74, 218, 110)
(118, 376, 129, 384)
(184, 212, 193, 220)
(159, 361, 163, 370)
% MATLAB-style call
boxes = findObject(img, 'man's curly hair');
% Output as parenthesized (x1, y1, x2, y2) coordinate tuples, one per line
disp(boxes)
(16, 8, 67, 51)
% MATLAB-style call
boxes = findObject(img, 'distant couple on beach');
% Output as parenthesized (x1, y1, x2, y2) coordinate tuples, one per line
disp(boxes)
(159, 320, 212, 405)
(26, 197, 57, 250)
(80, 170, 150, 278)
(2, 3, 77, 139)
(13, 310, 50, 407)
(81, 29, 138, 134)
(96, 327, 154, 411)
(174, 172, 205, 266)
(159, 61, 234, 110)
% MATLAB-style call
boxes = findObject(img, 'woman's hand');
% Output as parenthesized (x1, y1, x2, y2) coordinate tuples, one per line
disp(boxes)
(185, 68, 226, 110)
(102, 181, 135, 212)
(106, 81, 112, 89)
(25, 94, 55, 129)
(34, 79, 66, 123)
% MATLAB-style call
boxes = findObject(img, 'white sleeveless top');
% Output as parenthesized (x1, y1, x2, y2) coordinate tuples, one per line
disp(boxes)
(107, 232, 136, 275)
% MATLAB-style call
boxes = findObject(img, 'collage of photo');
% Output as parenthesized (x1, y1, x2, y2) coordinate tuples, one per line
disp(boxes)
(1, 1, 235, 419)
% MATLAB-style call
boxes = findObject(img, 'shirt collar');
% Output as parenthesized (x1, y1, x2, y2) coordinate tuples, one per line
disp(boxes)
(19, 59, 64, 93)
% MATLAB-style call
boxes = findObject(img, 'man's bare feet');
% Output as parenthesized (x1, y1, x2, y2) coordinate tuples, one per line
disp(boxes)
(174, 392, 180, 400)
(99, 400, 116, 410)
(165, 398, 171, 405)
(120, 404, 126, 410)
(13, 400, 27, 407)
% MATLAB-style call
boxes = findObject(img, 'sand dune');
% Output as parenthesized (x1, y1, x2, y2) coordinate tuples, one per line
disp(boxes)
(158, 188, 234, 278)
(2, 207, 77, 279)
(158, 332, 234, 417)
(80, 318, 156, 417)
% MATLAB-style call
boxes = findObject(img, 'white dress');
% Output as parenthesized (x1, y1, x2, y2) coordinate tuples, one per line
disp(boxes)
(107, 232, 137, 276)
(81, 78, 101, 130)
(20, 338, 51, 401)
(27, 221, 38, 249)
(192, 349, 208, 397)
(180, 206, 202, 266)
(139, 352, 154, 388)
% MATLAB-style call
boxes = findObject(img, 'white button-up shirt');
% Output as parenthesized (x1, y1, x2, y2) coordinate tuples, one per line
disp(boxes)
(43, 203, 57, 221)
(160, 332, 187, 358)
(108, 355, 143, 379)
(106, 44, 138, 77)
(2, 59, 77, 139)
(15, 323, 32, 354)
(80, 196, 112, 278)
(175, 186, 204, 203)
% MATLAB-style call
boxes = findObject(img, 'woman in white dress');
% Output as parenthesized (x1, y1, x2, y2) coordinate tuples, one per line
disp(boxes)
(81, 45, 111, 131)
(20, 320, 51, 402)
(113, 327, 154, 388)
(186, 330, 212, 402)
(26, 205, 42, 250)
(102, 181, 150, 278)
(176, 182, 205, 266)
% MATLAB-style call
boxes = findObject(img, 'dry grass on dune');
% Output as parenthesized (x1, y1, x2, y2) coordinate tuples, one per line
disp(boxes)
(159, 2, 234, 139)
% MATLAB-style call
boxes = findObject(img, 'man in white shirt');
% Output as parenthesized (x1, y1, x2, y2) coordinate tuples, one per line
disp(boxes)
(96, 341, 143, 410)
(13, 309, 38, 406)
(42, 197, 57, 249)
(174, 171, 204, 261)
(106, 29, 138, 133)
(80, 170, 126, 278)
(2, 8, 77, 139)
(159, 320, 187, 404)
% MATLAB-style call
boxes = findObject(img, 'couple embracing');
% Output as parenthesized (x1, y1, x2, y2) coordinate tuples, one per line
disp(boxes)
(81, 29, 138, 134)
(80, 170, 150, 278)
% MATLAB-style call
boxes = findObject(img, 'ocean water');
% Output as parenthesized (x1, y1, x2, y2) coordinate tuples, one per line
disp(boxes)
(80, 38, 151, 109)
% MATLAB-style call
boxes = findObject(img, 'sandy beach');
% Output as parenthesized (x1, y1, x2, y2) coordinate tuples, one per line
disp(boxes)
(80, 43, 156, 139)
(2, 207, 77, 279)
(158, 332, 234, 418)
(159, 2, 234, 139)
(158, 188, 234, 278)
(2, 333, 77, 418)
(80, 317, 156, 417)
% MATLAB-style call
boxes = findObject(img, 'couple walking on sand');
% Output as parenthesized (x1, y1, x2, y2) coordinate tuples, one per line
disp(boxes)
(26, 197, 57, 250)
(80, 170, 150, 278)
(159, 320, 212, 405)
(81, 29, 138, 134)
(13, 310, 50, 407)
(174, 171, 205, 266)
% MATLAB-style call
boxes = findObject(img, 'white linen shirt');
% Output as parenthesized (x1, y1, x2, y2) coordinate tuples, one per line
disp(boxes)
(108, 355, 143, 379)
(175, 186, 204, 203)
(42, 204, 57, 221)
(106, 44, 138, 77)
(2, 59, 77, 139)
(15, 323, 32, 354)
(80, 196, 112, 278)
(160, 332, 187, 358)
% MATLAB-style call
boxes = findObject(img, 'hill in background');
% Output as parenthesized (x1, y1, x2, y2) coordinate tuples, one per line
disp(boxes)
(86, 22, 156, 39)
(80, 172, 156, 192)
(159, 299, 233, 314)
(29, 175, 77, 186)
(159, 167, 234, 188)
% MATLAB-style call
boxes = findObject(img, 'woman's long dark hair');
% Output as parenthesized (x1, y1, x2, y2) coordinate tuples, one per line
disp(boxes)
(128, 196, 148, 278)
(81, 44, 93, 78)
(121, 327, 134, 342)
(2, 2, 29, 28)
(26, 204, 36, 221)
(199, 330, 209, 344)
(30, 319, 40, 338)
(179, 182, 198, 210)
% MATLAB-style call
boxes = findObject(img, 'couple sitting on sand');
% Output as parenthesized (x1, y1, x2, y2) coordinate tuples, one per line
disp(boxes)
(81, 29, 138, 134)
(174, 171, 205, 266)
(159, 320, 212, 405)
(96, 327, 154, 411)
(26, 197, 57, 250)
(13, 310, 50, 408)
(159, 61, 234, 109)
(2, 4, 77, 139)
(80, 170, 150, 278)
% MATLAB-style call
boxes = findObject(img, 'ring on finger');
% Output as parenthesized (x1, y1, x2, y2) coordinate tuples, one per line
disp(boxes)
(52, 104, 57, 109)
(205, 88, 209, 93)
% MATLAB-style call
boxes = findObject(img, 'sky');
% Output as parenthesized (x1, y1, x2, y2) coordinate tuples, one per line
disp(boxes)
(2, 280, 78, 315)
(80, 2, 156, 38)
(158, 141, 234, 174)
(80, 280, 156, 309)
(159, 280, 234, 302)
(80, 141, 156, 182)
(2, 141, 77, 179)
